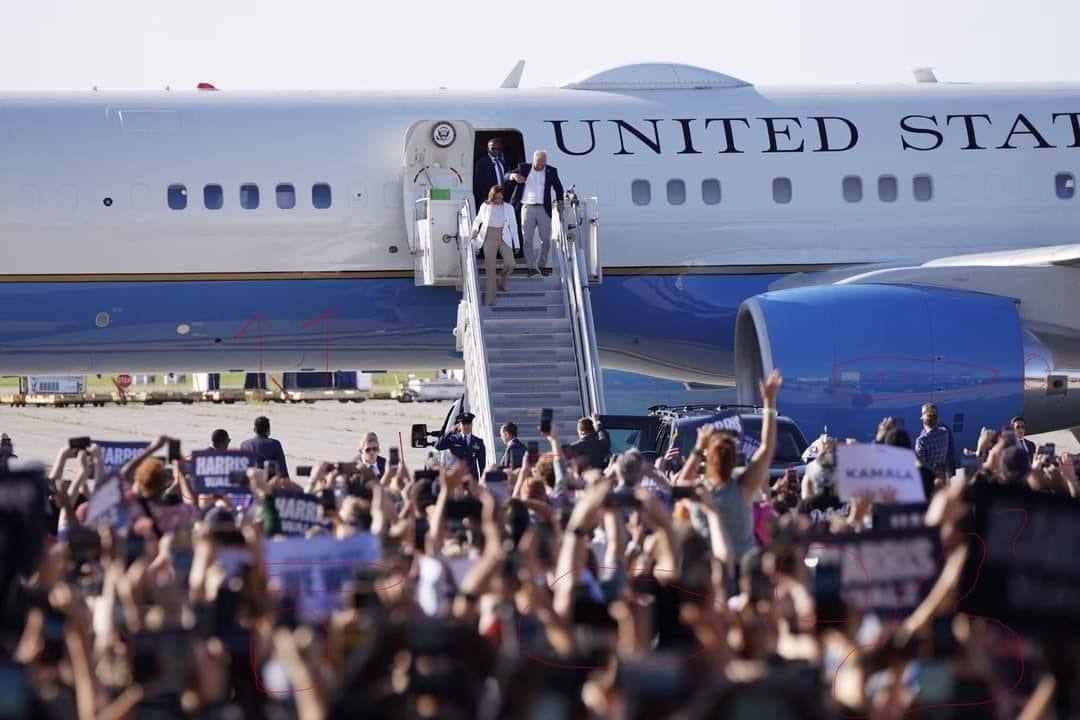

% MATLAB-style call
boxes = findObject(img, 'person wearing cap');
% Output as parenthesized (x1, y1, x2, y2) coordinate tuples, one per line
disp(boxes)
(210, 429, 231, 450)
(435, 412, 486, 480)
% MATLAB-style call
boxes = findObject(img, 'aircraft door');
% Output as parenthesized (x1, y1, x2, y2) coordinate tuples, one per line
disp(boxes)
(402, 120, 475, 285)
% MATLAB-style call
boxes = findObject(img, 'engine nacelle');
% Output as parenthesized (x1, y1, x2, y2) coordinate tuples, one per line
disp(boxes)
(734, 284, 1078, 449)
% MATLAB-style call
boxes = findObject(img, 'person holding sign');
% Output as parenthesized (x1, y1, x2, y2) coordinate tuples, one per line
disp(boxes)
(678, 370, 783, 565)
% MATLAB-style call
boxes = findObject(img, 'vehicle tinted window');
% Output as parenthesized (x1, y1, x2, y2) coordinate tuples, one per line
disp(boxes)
(913, 174, 933, 202)
(312, 183, 332, 209)
(672, 416, 807, 464)
(772, 177, 792, 204)
(701, 178, 721, 205)
(631, 179, 651, 206)
(604, 428, 642, 455)
(276, 183, 296, 209)
(666, 179, 686, 205)
(167, 184, 187, 210)
(1056, 172, 1075, 199)
(240, 184, 259, 209)
(878, 175, 898, 202)
(203, 184, 223, 210)
(842, 175, 862, 203)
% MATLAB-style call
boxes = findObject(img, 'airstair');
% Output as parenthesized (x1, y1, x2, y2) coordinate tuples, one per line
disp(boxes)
(411, 185, 604, 458)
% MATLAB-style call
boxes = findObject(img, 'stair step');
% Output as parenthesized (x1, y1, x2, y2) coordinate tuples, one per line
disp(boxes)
(485, 332, 573, 349)
(488, 362, 578, 378)
(490, 417, 581, 435)
(491, 389, 582, 406)
(487, 347, 575, 363)
(483, 277, 562, 292)
(489, 375, 579, 391)
(480, 304, 566, 319)
(477, 290, 563, 307)
(483, 316, 570, 332)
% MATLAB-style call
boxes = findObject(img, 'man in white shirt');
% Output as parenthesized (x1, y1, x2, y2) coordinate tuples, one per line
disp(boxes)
(507, 150, 564, 278)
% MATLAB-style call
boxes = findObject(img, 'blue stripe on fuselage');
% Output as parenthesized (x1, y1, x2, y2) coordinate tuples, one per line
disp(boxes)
(0, 273, 783, 376)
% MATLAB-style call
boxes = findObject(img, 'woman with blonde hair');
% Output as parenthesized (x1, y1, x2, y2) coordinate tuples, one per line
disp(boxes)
(470, 185, 518, 306)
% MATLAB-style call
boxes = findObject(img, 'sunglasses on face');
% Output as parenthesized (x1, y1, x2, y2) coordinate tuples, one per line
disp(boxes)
(364, 447, 379, 453)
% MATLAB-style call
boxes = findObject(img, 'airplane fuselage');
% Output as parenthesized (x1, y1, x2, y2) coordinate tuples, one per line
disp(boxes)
(2, 81, 1079, 381)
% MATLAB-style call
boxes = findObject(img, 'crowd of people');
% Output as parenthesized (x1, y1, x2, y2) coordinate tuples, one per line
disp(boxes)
(1, 371, 1078, 719)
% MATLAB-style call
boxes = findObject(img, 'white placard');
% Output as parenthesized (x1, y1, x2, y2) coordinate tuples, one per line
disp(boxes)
(834, 443, 924, 503)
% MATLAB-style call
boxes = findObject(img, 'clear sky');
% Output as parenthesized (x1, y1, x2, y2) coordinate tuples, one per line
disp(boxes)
(1, 0, 1077, 91)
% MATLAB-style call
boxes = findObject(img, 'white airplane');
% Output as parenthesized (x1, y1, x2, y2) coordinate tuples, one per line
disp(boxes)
(1, 62, 1078, 443)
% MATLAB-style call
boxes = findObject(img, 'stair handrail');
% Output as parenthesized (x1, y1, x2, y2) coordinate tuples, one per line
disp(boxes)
(553, 190, 605, 415)
(569, 215, 607, 413)
(455, 198, 496, 453)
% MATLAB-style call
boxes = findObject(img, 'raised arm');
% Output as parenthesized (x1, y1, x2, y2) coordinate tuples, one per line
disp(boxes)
(739, 370, 783, 502)
(427, 463, 463, 556)
(121, 435, 168, 484)
(676, 425, 715, 486)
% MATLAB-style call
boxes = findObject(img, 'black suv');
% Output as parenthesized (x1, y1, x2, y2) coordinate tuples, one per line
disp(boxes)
(599, 404, 810, 479)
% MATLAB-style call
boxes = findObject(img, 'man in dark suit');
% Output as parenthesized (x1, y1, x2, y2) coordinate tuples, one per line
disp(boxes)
(473, 137, 511, 211)
(507, 150, 564, 277)
(499, 422, 526, 469)
(435, 412, 486, 480)
(354, 433, 387, 478)
(1011, 415, 1037, 463)
(240, 416, 289, 478)
(567, 416, 611, 470)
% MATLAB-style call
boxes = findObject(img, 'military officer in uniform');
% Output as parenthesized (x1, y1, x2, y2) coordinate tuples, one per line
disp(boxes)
(435, 412, 487, 480)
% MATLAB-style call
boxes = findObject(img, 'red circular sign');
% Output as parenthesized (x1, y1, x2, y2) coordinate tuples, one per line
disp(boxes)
(115, 374, 132, 389)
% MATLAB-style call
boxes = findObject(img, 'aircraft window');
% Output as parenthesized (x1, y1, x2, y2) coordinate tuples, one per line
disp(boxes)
(701, 178, 721, 205)
(312, 183, 332, 209)
(203, 184, 223, 210)
(666, 179, 686, 205)
(842, 175, 863, 203)
(240, 184, 260, 210)
(1056, 172, 1075, 200)
(913, 174, 933, 202)
(167, 184, 187, 210)
(631, 179, 651, 206)
(276, 183, 296, 209)
(878, 175, 898, 202)
(772, 177, 792, 204)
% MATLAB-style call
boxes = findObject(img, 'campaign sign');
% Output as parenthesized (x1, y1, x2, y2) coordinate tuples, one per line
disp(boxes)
(805, 526, 940, 618)
(958, 483, 1080, 628)
(835, 443, 924, 503)
(704, 410, 761, 460)
(83, 474, 127, 529)
(97, 441, 150, 473)
(873, 502, 928, 531)
(190, 450, 256, 495)
(263, 533, 381, 619)
(271, 492, 330, 537)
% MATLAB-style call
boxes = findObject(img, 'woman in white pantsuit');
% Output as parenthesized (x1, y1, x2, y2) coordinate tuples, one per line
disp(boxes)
(470, 185, 519, 306)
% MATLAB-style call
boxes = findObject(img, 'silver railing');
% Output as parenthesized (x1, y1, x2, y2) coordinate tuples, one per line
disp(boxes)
(553, 189, 606, 415)
(455, 198, 496, 451)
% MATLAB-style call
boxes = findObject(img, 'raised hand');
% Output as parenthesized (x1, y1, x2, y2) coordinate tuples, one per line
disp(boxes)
(758, 369, 783, 406)
(695, 424, 718, 451)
